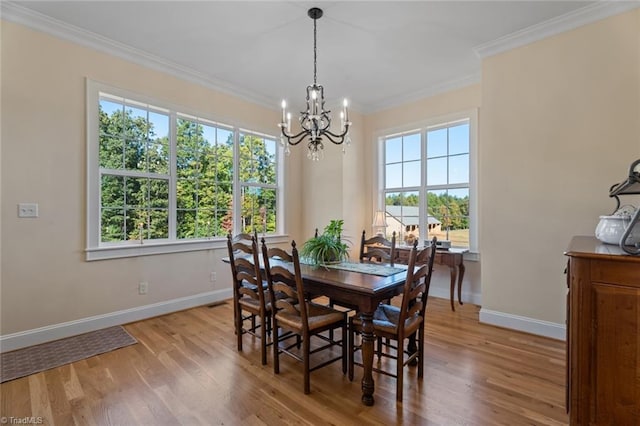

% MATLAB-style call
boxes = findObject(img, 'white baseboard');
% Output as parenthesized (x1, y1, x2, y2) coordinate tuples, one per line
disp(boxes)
(428, 284, 481, 306)
(0, 289, 232, 353)
(479, 308, 566, 340)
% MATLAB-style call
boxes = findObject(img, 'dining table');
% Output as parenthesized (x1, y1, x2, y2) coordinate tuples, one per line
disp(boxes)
(224, 255, 409, 406)
(294, 261, 409, 406)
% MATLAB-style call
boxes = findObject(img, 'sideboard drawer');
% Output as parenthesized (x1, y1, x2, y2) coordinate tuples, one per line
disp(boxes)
(591, 259, 640, 288)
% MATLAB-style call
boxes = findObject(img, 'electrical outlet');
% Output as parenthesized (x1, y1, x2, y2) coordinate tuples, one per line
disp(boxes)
(18, 203, 39, 218)
(210, 272, 217, 283)
(138, 281, 148, 295)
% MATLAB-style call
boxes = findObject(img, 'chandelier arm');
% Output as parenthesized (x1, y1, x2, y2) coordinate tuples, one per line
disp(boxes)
(281, 127, 311, 146)
(321, 128, 351, 144)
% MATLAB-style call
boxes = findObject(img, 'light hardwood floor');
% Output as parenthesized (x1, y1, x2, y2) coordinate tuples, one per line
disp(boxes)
(0, 297, 568, 425)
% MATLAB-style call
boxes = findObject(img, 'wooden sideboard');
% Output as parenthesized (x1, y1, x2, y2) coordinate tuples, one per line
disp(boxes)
(394, 245, 468, 311)
(564, 236, 640, 425)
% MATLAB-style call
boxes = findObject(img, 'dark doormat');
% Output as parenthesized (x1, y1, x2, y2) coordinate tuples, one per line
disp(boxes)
(1, 326, 137, 383)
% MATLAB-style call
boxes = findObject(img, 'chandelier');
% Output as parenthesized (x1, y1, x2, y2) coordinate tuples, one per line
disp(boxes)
(279, 7, 351, 161)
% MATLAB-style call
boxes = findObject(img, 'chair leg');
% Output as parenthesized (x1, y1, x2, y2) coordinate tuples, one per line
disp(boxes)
(266, 312, 272, 337)
(273, 318, 280, 374)
(407, 332, 418, 366)
(260, 313, 267, 366)
(418, 327, 424, 379)
(236, 305, 243, 351)
(396, 338, 404, 402)
(348, 320, 354, 381)
(303, 335, 311, 394)
(328, 299, 334, 341)
(341, 323, 347, 375)
(232, 296, 238, 335)
(376, 336, 382, 361)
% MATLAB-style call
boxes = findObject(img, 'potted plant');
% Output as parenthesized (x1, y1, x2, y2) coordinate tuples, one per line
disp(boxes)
(301, 219, 350, 265)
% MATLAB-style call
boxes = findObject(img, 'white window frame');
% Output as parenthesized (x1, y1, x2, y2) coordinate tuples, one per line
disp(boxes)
(374, 109, 479, 259)
(86, 80, 287, 261)
(236, 128, 281, 236)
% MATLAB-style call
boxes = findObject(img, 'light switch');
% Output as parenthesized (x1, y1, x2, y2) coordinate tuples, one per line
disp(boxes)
(18, 203, 39, 218)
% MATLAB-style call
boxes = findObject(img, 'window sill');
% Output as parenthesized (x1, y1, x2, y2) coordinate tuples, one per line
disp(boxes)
(85, 234, 291, 261)
(463, 251, 480, 262)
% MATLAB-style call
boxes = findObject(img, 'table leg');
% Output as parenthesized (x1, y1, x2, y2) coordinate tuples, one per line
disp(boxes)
(360, 311, 375, 406)
(449, 265, 457, 311)
(457, 262, 465, 306)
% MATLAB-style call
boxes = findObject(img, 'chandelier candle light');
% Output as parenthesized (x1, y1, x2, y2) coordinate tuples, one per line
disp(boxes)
(279, 7, 351, 161)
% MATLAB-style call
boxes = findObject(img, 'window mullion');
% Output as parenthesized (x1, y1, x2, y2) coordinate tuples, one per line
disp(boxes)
(99, 168, 169, 180)
(169, 111, 177, 240)
(232, 129, 241, 236)
(419, 131, 426, 243)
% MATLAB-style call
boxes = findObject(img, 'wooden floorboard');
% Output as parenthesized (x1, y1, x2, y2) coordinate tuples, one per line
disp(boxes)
(0, 297, 568, 425)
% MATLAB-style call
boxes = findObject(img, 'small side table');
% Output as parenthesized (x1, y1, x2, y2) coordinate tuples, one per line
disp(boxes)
(395, 246, 468, 311)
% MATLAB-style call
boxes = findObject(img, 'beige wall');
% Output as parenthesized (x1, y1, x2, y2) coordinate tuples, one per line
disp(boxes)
(0, 21, 302, 335)
(480, 9, 640, 324)
(298, 107, 367, 254)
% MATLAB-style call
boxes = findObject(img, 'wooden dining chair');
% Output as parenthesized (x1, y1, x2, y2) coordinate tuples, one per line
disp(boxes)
(360, 229, 398, 348)
(360, 230, 397, 265)
(226, 232, 271, 365)
(227, 232, 256, 330)
(261, 239, 347, 394)
(348, 237, 437, 402)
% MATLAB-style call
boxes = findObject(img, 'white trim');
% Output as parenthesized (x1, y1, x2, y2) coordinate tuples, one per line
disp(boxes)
(467, 108, 479, 255)
(86, 234, 290, 261)
(479, 308, 566, 341)
(463, 251, 480, 262)
(428, 288, 482, 307)
(474, 1, 640, 59)
(86, 79, 100, 251)
(0, 289, 232, 353)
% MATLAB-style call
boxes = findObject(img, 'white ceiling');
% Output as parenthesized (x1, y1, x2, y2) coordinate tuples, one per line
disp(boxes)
(3, 1, 638, 113)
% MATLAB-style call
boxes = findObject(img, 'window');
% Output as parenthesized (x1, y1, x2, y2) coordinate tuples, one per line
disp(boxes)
(175, 114, 234, 239)
(238, 131, 278, 235)
(379, 110, 477, 252)
(98, 95, 171, 243)
(87, 81, 283, 260)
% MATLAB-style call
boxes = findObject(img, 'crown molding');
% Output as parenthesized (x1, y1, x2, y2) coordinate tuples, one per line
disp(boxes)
(0, 1, 276, 110)
(474, 0, 640, 59)
(364, 72, 481, 115)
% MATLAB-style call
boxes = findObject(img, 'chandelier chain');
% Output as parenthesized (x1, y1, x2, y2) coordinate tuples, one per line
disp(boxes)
(313, 15, 317, 85)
